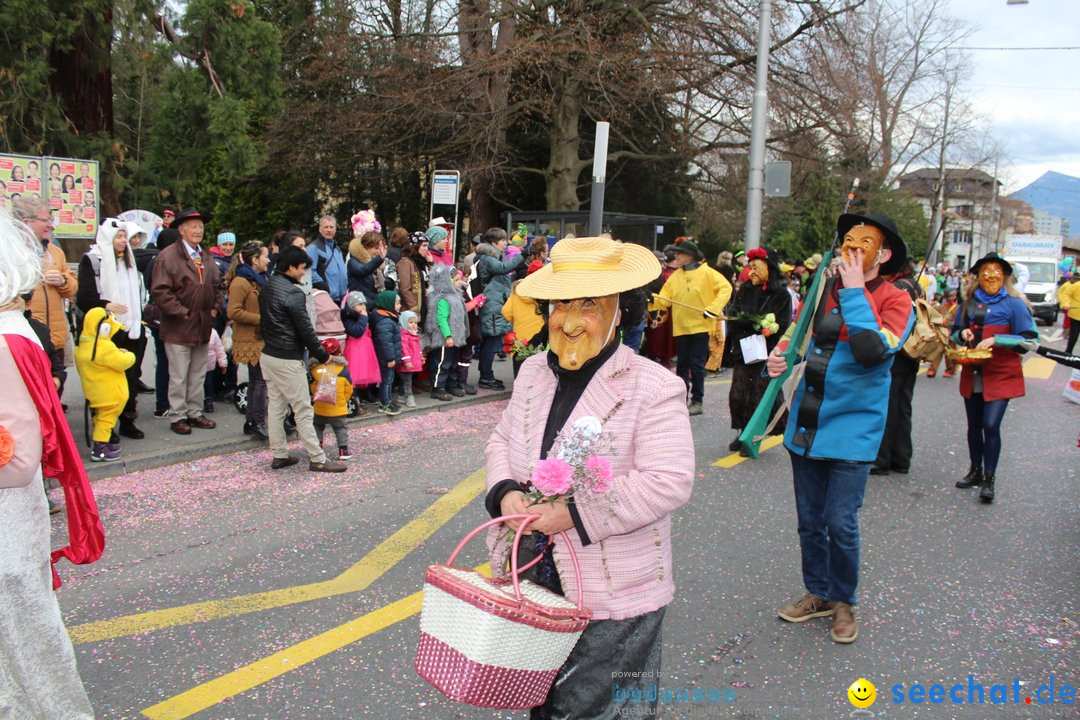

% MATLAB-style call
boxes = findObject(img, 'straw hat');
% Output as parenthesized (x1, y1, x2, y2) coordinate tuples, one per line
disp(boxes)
(516, 236, 660, 300)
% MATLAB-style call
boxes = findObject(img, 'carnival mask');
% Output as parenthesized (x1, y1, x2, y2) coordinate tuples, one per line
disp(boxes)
(748, 258, 769, 287)
(978, 262, 1005, 295)
(548, 294, 620, 370)
(841, 223, 887, 274)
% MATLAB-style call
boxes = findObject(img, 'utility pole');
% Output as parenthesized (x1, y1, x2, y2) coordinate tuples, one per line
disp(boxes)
(742, 0, 772, 251)
(588, 122, 610, 237)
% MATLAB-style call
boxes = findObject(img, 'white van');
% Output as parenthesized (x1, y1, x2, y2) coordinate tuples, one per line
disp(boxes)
(1004, 256, 1059, 324)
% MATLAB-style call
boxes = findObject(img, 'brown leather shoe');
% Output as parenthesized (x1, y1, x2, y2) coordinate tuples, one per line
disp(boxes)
(187, 415, 216, 429)
(170, 419, 192, 435)
(778, 593, 835, 623)
(830, 602, 859, 643)
(270, 457, 299, 469)
(309, 460, 347, 473)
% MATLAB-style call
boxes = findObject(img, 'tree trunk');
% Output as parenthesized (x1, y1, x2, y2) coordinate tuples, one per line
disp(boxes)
(49, 1, 119, 215)
(546, 89, 583, 211)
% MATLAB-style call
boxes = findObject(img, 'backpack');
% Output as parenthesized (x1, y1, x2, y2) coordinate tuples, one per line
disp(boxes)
(902, 298, 950, 361)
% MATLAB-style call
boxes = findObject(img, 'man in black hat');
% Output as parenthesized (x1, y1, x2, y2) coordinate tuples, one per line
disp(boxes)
(150, 207, 223, 435)
(651, 240, 732, 416)
(766, 213, 914, 644)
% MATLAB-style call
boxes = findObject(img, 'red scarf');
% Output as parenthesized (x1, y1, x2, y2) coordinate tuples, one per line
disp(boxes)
(5, 334, 105, 588)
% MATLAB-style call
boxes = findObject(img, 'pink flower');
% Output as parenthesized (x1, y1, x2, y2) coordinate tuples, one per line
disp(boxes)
(532, 457, 573, 496)
(586, 455, 613, 493)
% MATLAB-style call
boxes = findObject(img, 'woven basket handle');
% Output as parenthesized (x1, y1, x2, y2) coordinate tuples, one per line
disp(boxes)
(444, 513, 586, 611)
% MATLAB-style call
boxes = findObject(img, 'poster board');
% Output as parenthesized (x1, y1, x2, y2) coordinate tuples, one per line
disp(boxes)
(0, 153, 44, 212)
(42, 156, 99, 239)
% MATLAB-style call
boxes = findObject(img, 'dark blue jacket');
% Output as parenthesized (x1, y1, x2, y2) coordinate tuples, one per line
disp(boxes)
(370, 308, 402, 363)
(341, 304, 369, 338)
(347, 255, 385, 308)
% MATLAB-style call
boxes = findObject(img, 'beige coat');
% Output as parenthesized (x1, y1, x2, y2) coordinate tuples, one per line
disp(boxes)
(27, 243, 78, 349)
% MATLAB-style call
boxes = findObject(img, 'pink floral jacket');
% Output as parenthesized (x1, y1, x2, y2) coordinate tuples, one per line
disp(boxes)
(485, 344, 694, 620)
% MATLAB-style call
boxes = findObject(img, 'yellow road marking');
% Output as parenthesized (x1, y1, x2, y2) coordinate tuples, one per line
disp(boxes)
(1023, 355, 1056, 380)
(712, 434, 785, 468)
(70, 470, 485, 645)
(140, 563, 492, 720)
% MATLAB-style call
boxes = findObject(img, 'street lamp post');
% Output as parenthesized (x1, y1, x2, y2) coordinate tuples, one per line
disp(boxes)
(742, 0, 772, 252)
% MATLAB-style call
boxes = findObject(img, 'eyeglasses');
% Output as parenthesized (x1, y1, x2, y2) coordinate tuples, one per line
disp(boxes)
(31, 215, 53, 224)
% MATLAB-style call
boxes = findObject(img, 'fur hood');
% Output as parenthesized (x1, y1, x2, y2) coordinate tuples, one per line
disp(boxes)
(475, 242, 502, 259)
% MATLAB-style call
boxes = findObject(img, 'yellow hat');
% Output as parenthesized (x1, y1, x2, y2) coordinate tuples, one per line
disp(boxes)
(516, 236, 661, 300)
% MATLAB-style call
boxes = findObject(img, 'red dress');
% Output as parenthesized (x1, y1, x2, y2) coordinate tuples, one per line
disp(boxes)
(644, 268, 677, 363)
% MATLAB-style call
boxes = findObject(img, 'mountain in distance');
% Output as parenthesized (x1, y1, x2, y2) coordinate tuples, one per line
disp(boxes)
(1009, 171, 1080, 238)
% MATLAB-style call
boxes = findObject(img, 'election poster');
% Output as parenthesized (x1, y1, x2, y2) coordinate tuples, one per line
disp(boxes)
(0, 153, 44, 212)
(43, 156, 99, 239)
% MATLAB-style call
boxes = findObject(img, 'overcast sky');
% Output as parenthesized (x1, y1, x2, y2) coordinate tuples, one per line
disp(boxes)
(946, 0, 1080, 192)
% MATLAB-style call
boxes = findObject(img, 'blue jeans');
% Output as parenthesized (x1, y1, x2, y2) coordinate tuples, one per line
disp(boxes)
(478, 334, 502, 382)
(622, 319, 646, 354)
(379, 363, 396, 406)
(789, 451, 870, 605)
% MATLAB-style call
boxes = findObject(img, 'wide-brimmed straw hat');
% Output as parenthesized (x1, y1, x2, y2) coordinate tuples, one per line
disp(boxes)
(516, 236, 660, 300)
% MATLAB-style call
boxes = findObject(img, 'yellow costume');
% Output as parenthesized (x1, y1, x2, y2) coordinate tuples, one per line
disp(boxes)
(75, 307, 135, 442)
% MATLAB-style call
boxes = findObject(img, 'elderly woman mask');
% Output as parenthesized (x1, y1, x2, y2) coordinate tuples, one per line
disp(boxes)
(978, 262, 1005, 295)
(748, 258, 769, 287)
(548, 294, 620, 370)
(840, 223, 887, 274)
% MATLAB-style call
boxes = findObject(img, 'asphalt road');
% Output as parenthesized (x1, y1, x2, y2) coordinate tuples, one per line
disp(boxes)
(54, 348, 1078, 720)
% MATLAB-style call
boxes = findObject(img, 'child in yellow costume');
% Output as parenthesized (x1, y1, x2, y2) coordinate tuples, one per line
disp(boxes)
(75, 307, 136, 462)
(309, 337, 353, 461)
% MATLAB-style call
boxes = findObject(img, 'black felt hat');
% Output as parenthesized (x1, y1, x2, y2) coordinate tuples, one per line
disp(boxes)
(836, 213, 908, 275)
(970, 252, 1013, 278)
(170, 207, 212, 229)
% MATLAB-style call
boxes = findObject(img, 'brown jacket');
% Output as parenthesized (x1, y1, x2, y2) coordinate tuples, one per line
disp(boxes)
(227, 275, 264, 366)
(28, 243, 78, 349)
(396, 256, 422, 315)
(150, 240, 223, 347)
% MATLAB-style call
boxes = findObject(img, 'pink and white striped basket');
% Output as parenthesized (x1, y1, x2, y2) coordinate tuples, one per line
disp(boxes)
(415, 513, 591, 709)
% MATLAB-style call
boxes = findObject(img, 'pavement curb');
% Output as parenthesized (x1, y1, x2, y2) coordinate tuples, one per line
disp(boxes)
(80, 388, 511, 483)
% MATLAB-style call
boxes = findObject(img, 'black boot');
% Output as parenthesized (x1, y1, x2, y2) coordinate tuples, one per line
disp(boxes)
(956, 465, 982, 489)
(729, 437, 742, 452)
(979, 475, 995, 503)
(119, 417, 145, 439)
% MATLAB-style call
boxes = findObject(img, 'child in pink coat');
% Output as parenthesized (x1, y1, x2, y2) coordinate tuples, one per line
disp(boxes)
(203, 327, 227, 413)
(398, 310, 424, 407)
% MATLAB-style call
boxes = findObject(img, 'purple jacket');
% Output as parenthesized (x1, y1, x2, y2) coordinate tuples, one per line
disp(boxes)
(485, 344, 694, 620)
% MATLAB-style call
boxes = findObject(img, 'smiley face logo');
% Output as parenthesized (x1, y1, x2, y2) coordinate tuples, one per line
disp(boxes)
(848, 678, 876, 708)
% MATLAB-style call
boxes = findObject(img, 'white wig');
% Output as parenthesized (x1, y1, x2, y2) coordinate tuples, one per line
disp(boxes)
(0, 208, 43, 306)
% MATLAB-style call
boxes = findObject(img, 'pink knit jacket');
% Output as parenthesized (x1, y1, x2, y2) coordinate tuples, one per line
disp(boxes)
(485, 344, 695, 620)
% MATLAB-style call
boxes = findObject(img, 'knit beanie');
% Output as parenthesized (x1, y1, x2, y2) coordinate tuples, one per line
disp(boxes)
(344, 291, 366, 309)
(217, 231, 236, 246)
(375, 289, 398, 312)
(425, 226, 448, 245)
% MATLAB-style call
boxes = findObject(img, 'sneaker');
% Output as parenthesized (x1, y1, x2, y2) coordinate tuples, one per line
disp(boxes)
(378, 403, 402, 416)
(154, 408, 175, 419)
(431, 389, 453, 401)
(243, 421, 268, 441)
(270, 456, 299, 470)
(778, 593, 835, 623)
(338, 447, 354, 460)
(462, 383, 478, 396)
(688, 402, 703, 416)
(90, 441, 121, 463)
(203, 399, 215, 413)
(448, 386, 465, 397)
(310, 460, 347, 473)
(404, 394, 416, 408)
(477, 379, 505, 390)
(829, 602, 859, 643)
